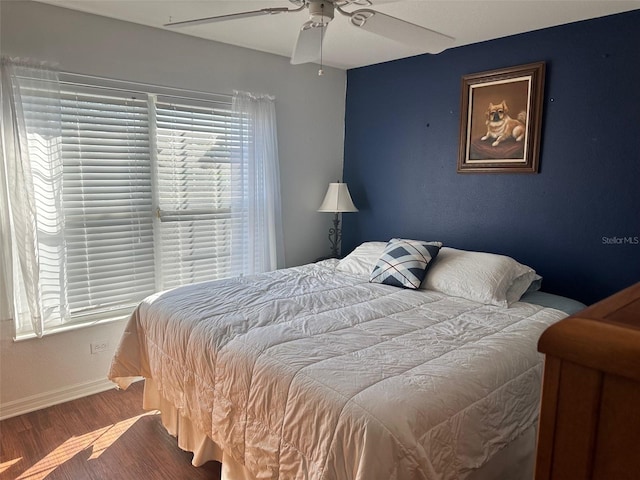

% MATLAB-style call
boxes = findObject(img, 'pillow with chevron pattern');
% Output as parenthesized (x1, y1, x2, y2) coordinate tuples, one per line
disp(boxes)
(369, 238, 442, 289)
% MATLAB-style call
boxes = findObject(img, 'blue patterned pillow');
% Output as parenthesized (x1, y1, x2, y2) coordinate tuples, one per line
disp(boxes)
(369, 239, 442, 289)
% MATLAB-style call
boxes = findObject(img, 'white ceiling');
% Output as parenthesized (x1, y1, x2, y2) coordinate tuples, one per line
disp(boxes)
(36, 0, 640, 69)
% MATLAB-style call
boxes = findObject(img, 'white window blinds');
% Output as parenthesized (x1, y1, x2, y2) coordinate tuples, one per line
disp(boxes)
(3, 65, 282, 338)
(154, 98, 244, 290)
(60, 86, 156, 320)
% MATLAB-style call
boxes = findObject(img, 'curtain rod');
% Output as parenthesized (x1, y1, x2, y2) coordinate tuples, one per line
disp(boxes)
(59, 70, 232, 105)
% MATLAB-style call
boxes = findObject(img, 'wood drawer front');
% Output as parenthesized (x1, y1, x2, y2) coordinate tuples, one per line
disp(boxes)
(592, 374, 640, 480)
(537, 362, 640, 480)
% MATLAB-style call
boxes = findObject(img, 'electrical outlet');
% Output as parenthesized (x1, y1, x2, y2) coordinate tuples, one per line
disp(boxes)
(90, 341, 109, 354)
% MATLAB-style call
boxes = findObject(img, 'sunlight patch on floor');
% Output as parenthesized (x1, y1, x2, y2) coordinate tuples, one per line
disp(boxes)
(14, 412, 155, 480)
(0, 457, 22, 474)
(87, 411, 153, 460)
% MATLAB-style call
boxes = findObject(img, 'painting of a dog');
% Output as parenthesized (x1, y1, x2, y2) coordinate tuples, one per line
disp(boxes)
(457, 62, 545, 173)
(481, 100, 526, 147)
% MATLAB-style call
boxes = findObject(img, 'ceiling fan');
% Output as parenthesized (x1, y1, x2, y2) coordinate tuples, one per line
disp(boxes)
(164, 1, 454, 67)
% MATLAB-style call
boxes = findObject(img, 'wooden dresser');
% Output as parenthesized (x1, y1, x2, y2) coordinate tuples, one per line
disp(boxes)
(535, 282, 640, 480)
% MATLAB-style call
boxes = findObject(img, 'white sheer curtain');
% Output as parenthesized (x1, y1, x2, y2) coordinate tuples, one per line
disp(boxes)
(232, 91, 284, 274)
(0, 58, 66, 337)
(0, 108, 13, 321)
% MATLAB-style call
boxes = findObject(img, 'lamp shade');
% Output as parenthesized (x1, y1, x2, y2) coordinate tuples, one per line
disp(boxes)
(318, 183, 358, 213)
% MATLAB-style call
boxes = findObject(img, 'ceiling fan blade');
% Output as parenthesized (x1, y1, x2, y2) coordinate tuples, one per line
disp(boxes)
(164, 7, 292, 28)
(290, 23, 325, 65)
(349, 9, 454, 54)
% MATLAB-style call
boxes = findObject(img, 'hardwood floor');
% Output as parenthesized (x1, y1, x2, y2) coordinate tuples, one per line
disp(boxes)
(0, 381, 221, 480)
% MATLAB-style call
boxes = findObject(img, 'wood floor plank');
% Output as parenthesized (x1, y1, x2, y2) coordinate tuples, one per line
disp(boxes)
(0, 381, 221, 480)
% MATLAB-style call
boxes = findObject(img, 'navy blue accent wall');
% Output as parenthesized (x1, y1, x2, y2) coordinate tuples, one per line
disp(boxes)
(342, 10, 640, 305)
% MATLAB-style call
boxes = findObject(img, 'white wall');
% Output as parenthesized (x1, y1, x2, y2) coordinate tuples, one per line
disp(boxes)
(0, 0, 346, 415)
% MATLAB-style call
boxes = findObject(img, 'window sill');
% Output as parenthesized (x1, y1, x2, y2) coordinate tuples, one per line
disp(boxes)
(13, 312, 131, 342)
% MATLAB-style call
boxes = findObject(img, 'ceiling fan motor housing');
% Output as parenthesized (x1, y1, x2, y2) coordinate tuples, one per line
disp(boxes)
(308, 1, 335, 25)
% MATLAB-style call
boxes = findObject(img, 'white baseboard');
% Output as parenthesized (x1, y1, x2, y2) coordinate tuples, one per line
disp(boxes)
(0, 378, 116, 421)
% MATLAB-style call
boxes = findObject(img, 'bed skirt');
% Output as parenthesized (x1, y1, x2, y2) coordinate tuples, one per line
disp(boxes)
(142, 378, 256, 480)
(142, 378, 536, 480)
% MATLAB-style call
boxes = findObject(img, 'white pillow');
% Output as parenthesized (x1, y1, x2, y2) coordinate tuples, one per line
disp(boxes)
(336, 242, 387, 276)
(506, 273, 542, 305)
(421, 247, 537, 307)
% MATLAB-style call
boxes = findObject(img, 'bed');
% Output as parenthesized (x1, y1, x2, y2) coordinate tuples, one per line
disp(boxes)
(108, 241, 585, 480)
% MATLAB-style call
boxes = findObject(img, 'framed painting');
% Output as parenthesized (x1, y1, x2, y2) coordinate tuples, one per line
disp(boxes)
(457, 62, 545, 173)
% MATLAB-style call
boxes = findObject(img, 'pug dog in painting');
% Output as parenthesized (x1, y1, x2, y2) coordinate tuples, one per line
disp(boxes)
(481, 100, 526, 147)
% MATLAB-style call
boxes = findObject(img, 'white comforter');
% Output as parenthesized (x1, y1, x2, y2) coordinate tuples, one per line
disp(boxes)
(108, 262, 565, 480)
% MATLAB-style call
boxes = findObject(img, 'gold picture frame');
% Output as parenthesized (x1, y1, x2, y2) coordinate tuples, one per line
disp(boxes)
(457, 62, 545, 173)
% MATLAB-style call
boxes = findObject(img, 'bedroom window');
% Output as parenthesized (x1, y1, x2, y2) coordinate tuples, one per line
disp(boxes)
(61, 87, 156, 323)
(1, 62, 282, 338)
(154, 98, 242, 289)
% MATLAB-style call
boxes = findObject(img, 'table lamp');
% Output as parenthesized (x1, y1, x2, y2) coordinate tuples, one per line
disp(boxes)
(318, 182, 358, 257)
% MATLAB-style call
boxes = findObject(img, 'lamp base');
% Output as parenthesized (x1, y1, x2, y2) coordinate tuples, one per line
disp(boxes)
(327, 212, 341, 258)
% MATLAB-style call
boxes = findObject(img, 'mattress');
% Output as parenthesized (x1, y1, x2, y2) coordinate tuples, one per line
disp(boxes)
(108, 261, 568, 480)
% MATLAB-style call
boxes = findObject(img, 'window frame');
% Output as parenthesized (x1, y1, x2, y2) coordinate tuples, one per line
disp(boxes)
(12, 73, 238, 340)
